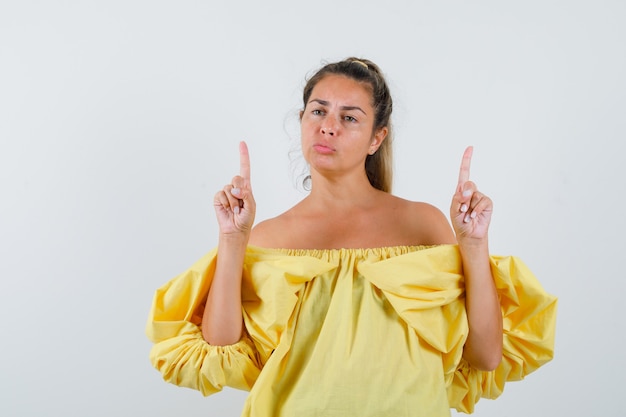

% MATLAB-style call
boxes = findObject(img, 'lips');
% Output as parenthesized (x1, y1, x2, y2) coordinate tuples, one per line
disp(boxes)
(313, 143, 335, 155)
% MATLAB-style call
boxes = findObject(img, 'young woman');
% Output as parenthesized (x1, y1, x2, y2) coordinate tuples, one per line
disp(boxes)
(147, 58, 556, 416)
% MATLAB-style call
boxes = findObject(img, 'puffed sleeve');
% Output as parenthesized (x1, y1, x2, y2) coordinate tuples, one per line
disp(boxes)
(447, 253, 558, 413)
(358, 245, 557, 414)
(146, 249, 263, 396)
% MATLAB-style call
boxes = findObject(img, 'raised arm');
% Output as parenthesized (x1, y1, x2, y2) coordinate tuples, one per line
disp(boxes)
(201, 141, 256, 346)
(450, 147, 503, 371)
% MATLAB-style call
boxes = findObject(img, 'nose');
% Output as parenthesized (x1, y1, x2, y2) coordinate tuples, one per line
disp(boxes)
(320, 119, 337, 136)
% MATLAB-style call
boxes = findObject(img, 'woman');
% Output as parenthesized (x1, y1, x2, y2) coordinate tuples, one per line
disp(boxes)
(147, 58, 556, 416)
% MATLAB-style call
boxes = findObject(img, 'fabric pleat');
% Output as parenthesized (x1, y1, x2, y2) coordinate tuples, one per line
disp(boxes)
(146, 245, 556, 415)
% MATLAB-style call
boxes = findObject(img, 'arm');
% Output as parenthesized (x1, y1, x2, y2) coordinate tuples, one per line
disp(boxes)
(202, 233, 248, 345)
(457, 238, 502, 371)
(450, 147, 503, 371)
(201, 142, 256, 346)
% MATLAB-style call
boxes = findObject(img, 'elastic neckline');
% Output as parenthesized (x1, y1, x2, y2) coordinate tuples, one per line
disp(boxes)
(247, 244, 448, 258)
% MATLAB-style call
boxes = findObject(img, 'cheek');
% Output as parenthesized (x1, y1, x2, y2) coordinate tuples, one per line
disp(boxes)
(300, 120, 317, 139)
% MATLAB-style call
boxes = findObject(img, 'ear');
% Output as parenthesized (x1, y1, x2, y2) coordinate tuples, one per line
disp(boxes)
(369, 127, 388, 154)
(299, 110, 304, 120)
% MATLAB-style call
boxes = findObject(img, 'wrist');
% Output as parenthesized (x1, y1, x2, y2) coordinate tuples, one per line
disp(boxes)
(456, 236, 489, 252)
(218, 231, 250, 247)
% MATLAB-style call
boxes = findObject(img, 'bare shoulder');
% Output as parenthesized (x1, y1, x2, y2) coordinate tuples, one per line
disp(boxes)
(248, 210, 297, 248)
(248, 193, 456, 249)
(387, 195, 457, 245)
(248, 217, 280, 248)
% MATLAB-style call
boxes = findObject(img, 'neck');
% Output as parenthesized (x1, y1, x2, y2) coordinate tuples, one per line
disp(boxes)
(305, 170, 383, 210)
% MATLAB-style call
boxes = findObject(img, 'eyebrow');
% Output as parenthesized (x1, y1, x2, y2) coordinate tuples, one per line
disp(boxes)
(308, 99, 367, 115)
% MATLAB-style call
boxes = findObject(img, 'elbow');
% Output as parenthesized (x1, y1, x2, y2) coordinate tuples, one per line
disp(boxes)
(200, 322, 211, 344)
(476, 352, 502, 372)
(464, 340, 503, 371)
(201, 318, 244, 346)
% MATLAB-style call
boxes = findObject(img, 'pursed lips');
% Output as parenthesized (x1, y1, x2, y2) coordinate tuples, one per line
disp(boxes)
(313, 143, 335, 154)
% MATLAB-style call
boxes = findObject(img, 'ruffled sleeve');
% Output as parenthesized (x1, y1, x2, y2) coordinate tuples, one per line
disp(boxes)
(358, 245, 557, 414)
(146, 247, 337, 397)
(146, 249, 263, 396)
(448, 253, 558, 413)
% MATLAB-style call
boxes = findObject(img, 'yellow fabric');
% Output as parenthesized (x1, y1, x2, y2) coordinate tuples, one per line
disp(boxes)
(146, 244, 557, 416)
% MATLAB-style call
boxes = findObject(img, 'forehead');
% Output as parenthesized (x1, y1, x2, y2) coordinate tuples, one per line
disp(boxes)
(309, 74, 373, 106)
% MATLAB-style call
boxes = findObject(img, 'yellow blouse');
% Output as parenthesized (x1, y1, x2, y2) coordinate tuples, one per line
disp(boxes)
(146, 245, 557, 416)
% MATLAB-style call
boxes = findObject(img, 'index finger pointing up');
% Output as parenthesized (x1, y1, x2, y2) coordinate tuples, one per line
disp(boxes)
(457, 146, 473, 190)
(239, 141, 251, 181)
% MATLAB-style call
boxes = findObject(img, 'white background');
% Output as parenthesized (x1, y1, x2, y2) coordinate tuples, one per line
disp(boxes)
(1, 1, 624, 416)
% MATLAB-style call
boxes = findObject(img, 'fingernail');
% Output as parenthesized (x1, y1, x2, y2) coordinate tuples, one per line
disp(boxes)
(460, 204, 468, 213)
(233, 206, 240, 215)
(462, 190, 472, 197)
(231, 188, 241, 196)
(464, 214, 470, 223)
(470, 211, 477, 219)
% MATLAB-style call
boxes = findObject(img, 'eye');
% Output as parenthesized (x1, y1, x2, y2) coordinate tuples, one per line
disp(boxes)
(312, 109, 325, 116)
(343, 115, 357, 123)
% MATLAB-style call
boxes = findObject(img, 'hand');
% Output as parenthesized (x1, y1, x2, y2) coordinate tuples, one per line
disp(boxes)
(450, 146, 492, 242)
(213, 141, 256, 236)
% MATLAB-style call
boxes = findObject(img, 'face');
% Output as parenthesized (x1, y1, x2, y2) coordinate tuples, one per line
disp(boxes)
(300, 74, 387, 177)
